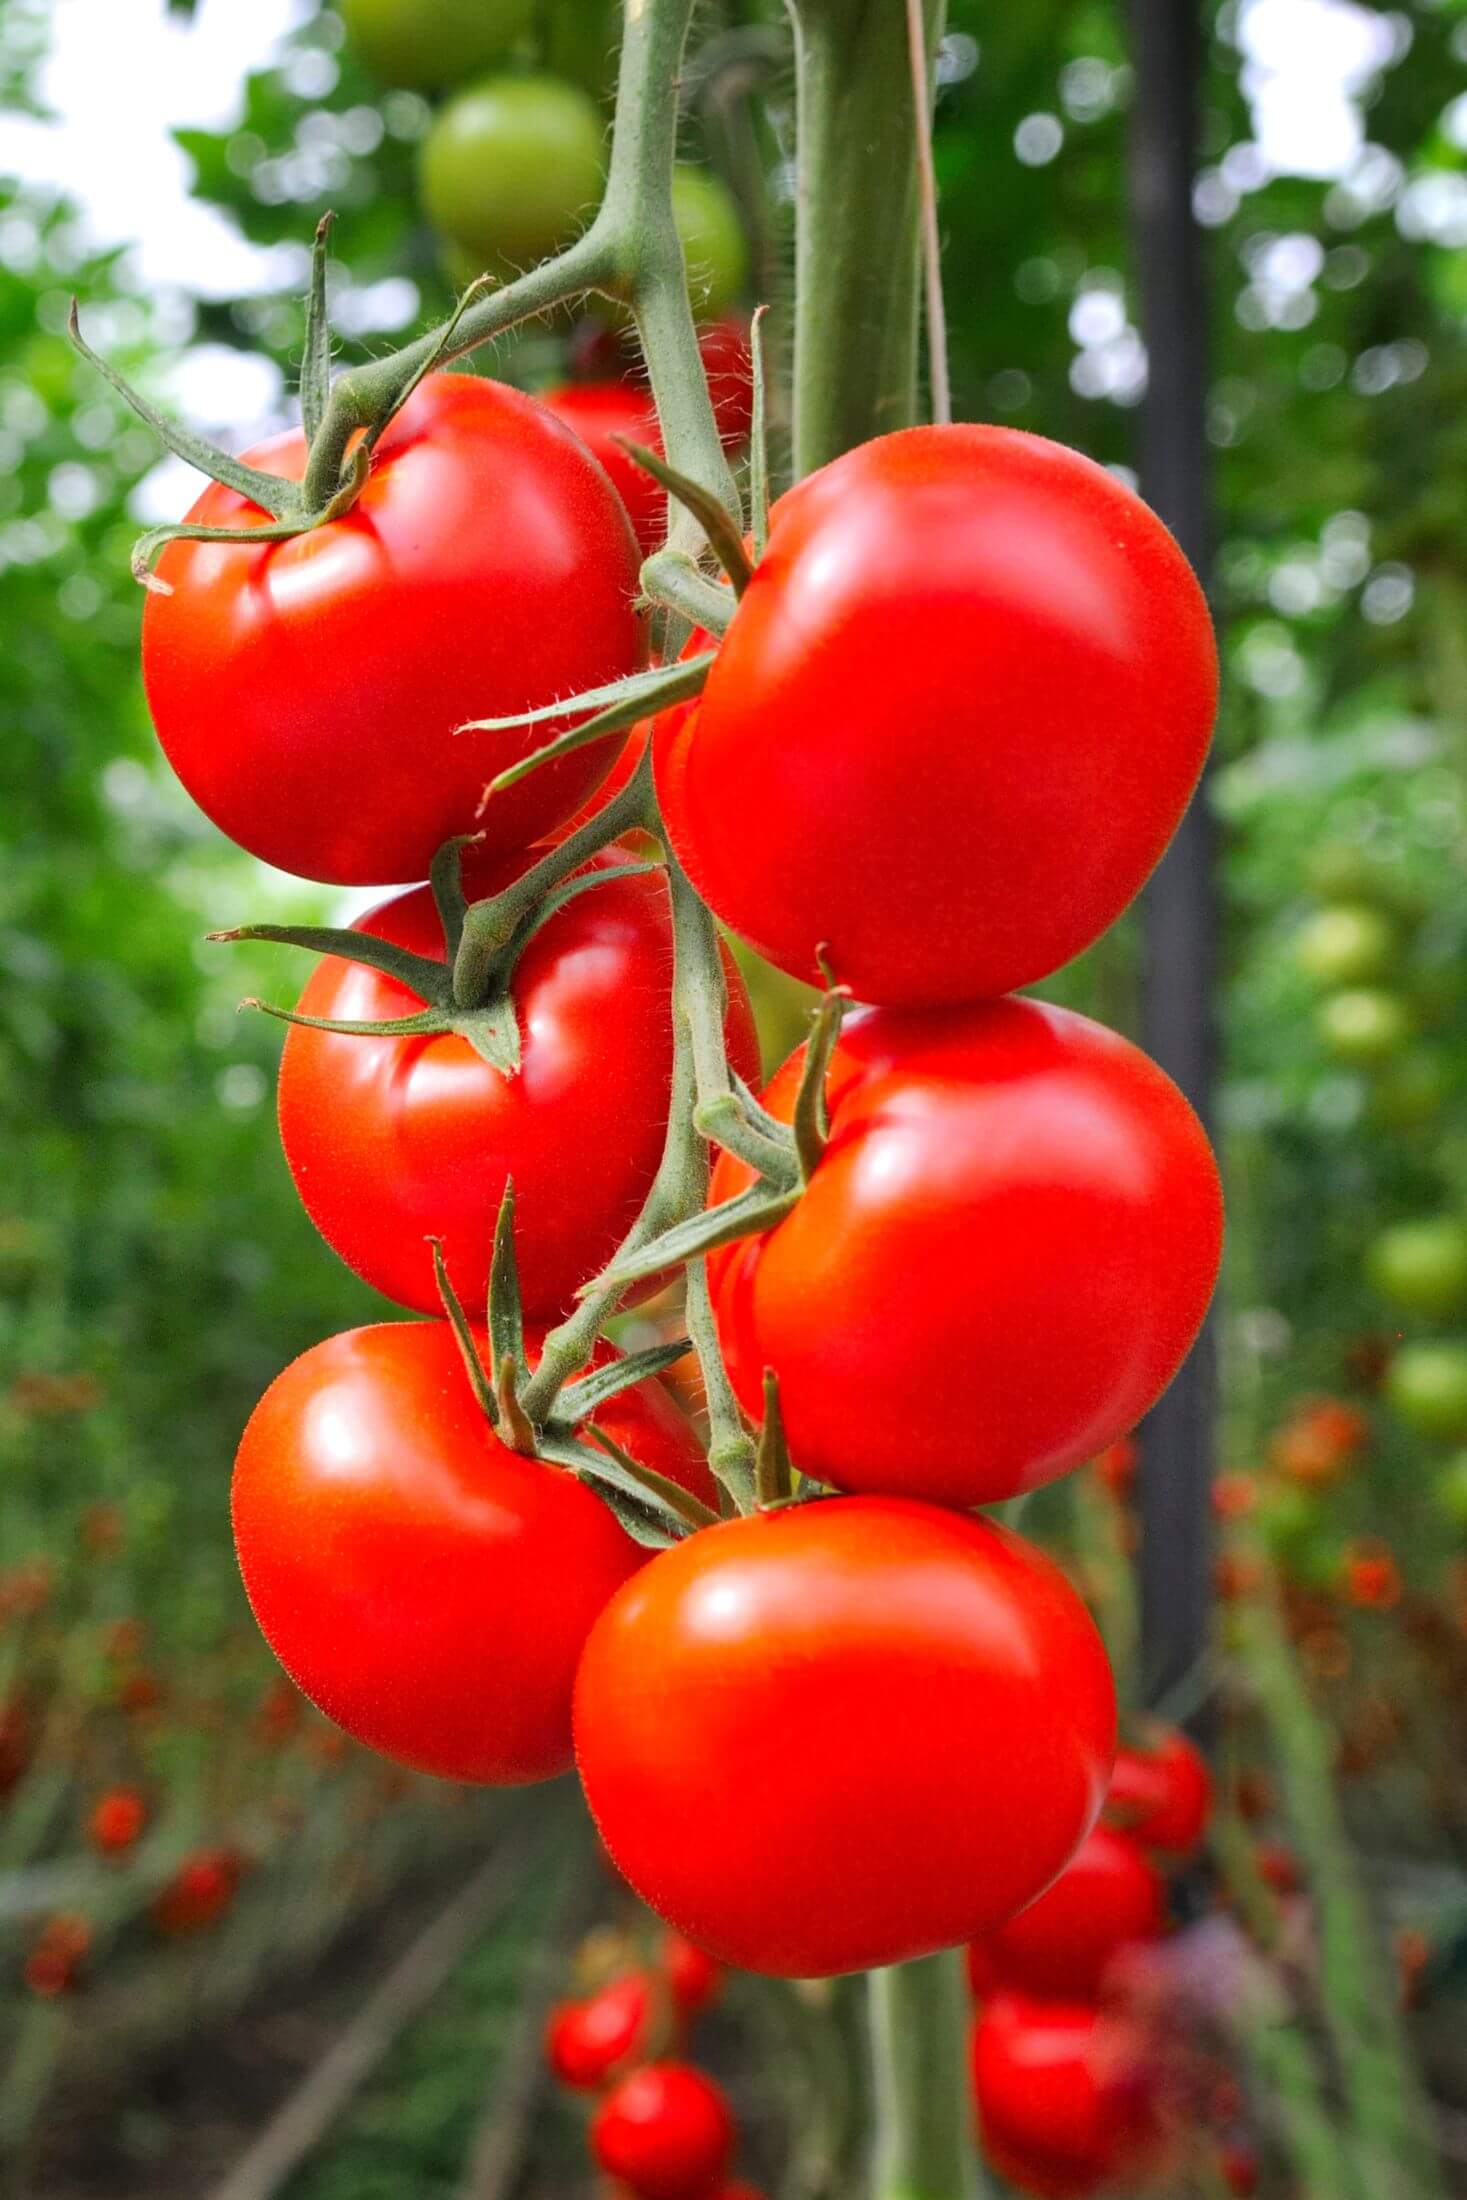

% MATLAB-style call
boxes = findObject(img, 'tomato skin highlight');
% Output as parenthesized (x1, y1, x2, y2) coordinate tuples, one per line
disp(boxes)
(976, 1825, 1165, 2000)
(142, 374, 645, 886)
(575, 1499, 1116, 1978)
(1107, 1729, 1213, 1857)
(655, 423, 1216, 1006)
(232, 1322, 713, 1785)
(708, 998, 1222, 1508)
(590, 2063, 735, 2200)
(277, 848, 759, 1320)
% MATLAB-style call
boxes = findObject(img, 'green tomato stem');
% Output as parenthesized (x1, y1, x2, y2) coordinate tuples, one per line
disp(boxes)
(788, 0, 946, 477)
(868, 1951, 982, 2200)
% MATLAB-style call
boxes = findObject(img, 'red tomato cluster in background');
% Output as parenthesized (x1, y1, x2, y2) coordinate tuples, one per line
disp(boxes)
(544, 1928, 766, 2200)
(966, 1725, 1247, 2198)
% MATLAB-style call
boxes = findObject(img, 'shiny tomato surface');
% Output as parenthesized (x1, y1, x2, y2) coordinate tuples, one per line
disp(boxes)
(143, 374, 645, 885)
(972, 1991, 1165, 2198)
(278, 849, 759, 1319)
(655, 423, 1216, 1004)
(575, 1500, 1116, 1977)
(977, 1825, 1165, 2000)
(708, 998, 1223, 1506)
(589, 2063, 735, 2200)
(1107, 1728, 1213, 1857)
(232, 1322, 713, 1783)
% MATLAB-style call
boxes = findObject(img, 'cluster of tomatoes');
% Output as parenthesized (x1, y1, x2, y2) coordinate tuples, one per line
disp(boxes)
(544, 1928, 763, 2200)
(964, 1726, 1259, 2197)
(125, 3, 1231, 2009)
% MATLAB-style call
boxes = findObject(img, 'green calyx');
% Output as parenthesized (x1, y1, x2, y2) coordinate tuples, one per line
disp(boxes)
(433, 1190, 719, 1550)
(214, 748, 658, 1077)
(71, 217, 494, 587)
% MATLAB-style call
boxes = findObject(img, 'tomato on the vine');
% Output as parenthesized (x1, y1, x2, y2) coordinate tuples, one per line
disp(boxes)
(542, 320, 753, 556)
(1107, 1728, 1213, 1857)
(1386, 1341, 1467, 1443)
(670, 166, 748, 320)
(972, 1992, 1165, 2199)
(575, 1499, 1116, 1977)
(545, 1973, 655, 2090)
(143, 374, 644, 887)
(232, 1322, 714, 1784)
(664, 1932, 722, 2016)
(277, 848, 759, 1320)
(340, 0, 536, 89)
(655, 424, 1216, 1006)
(1365, 1217, 1467, 1320)
(419, 75, 606, 276)
(540, 382, 666, 554)
(589, 2062, 735, 2200)
(707, 999, 1222, 1508)
(975, 1825, 1165, 2001)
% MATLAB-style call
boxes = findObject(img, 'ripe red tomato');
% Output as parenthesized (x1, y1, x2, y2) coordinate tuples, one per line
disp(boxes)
(151, 1848, 244, 1936)
(277, 848, 759, 1320)
(664, 1931, 722, 2017)
(142, 374, 645, 887)
(707, 999, 1222, 1507)
(540, 382, 665, 555)
(543, 322, 753, 557)
(655, 424, 1215, 1006)
(972, 1992, 1165, 2199)
(233, 1322, 714, 1784)
(1107, 1729, 1213, 1857)
(589, 2063, 735, 2200)
(545, 1973, 654, 2090)
(977, 1826, 1165, 2000)
(696, 318, 755, 446)
(575, 1499, 1116, 1977)
(87, 1786, 148, 1858)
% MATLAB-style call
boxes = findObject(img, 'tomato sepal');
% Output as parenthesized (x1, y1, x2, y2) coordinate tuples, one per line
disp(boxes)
(591, 1180, 800, 1296)
(469, 655, 716, 797)
(611, 436, 751, 595)
(539, 1427, 718, 1546)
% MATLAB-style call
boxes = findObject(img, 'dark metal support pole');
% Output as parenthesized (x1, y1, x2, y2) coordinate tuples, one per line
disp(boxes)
(1125, 0, 1218, 1714)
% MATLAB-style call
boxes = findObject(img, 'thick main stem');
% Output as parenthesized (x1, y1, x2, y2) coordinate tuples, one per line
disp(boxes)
(786, 4, 976, 2191)
(868, 1954, 980, 2200)
(789, 0, 944, 476)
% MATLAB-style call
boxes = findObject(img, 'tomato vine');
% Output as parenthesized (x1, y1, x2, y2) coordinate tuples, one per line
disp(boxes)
(72, 0, 1224, 2193)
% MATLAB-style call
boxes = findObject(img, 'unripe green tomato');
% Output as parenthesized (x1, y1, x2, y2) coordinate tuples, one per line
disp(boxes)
(1386, 1342, 1467, 1444)
(1293, 903, 1398, 988)
(1317, 987, 1413, 1067)
(339, 0, 536, 89)
(1366, 1217, 1467, 1321)
(420, 75, 606, 277)
(1304, 843, 1381, 902)
(672, 165, 748, 320)
(1433, 1452, 1467, 1529)
(1370, 1047, 1452, 1131)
